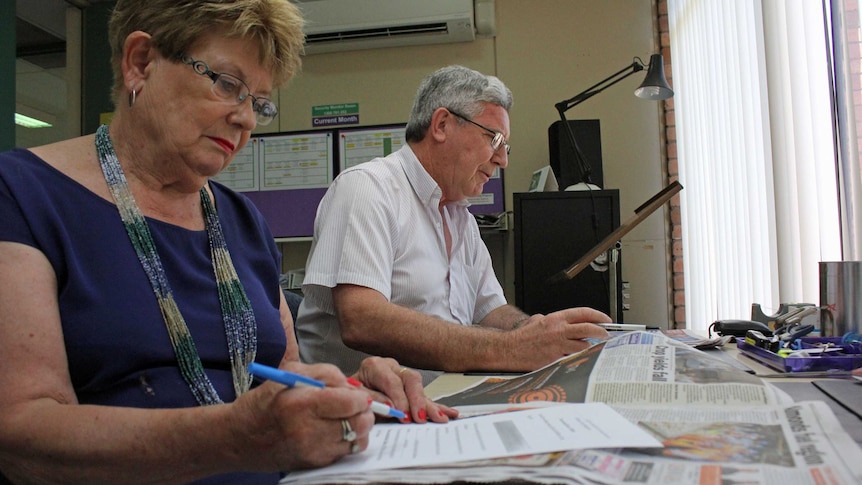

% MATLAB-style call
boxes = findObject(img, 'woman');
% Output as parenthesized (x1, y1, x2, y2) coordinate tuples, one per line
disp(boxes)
(0, 1, 455, 483)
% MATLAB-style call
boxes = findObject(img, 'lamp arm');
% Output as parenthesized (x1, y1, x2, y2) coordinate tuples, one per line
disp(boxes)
(553, 59, 645, 187)
(554, 61, 644, 114)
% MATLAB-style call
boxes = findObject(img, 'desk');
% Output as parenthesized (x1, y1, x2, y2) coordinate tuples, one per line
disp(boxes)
(726, 341, 862, 445)
(426, 341, 862, 446)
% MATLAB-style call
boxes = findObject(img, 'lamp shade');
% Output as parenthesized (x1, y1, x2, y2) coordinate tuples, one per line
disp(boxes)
(634, 54, 674, 100)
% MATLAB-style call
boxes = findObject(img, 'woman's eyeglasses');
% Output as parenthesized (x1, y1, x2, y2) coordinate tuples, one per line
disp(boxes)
(446, 109, 510, 155)
(180, 54, 278, 126)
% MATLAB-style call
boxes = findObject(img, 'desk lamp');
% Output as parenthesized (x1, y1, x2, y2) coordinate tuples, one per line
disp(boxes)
(553, 53, 674, 190)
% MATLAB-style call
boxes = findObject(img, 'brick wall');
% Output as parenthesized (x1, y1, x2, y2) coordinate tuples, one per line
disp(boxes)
(655, 0, 683, 328)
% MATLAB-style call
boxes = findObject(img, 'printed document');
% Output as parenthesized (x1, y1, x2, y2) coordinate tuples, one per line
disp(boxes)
(283, 402, 660, 482)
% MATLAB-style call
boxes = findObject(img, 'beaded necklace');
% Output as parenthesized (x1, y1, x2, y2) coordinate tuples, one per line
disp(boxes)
(94, 124, 257, 405)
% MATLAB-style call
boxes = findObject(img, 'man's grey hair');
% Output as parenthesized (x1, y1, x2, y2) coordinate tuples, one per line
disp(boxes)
(405, 65, 513, 142)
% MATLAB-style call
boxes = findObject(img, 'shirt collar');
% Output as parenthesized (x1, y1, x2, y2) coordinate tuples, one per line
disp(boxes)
(399, 144, 471, 209)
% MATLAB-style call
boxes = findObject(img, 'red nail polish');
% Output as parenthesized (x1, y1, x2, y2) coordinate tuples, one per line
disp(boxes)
(367, 398, 373, 405)
(418, 409, 427, 420)
(346, 377, 362, 387)
(438, 410, 445, 417)
(401, 414, 412, 423)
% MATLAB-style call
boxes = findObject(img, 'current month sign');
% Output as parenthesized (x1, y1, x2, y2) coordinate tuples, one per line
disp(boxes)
(312, 103, 360, 127)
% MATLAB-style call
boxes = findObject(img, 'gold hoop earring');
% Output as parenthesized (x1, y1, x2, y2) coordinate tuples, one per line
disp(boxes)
(128, 89, 137, 108)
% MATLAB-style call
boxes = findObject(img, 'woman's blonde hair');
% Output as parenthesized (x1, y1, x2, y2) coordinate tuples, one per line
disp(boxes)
(108, 0, 305, 105)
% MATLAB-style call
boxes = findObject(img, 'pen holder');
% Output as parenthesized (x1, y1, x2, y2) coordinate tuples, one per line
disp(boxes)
(737, 336, 862, 373)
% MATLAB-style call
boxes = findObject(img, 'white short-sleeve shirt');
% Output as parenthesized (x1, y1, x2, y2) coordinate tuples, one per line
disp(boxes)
(296, 145, 506, 383)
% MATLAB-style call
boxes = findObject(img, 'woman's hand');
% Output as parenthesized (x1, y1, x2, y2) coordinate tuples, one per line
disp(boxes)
(229, 358, 460, 472)
(352, 356, 459, 424)
(233, 361, 375, 471)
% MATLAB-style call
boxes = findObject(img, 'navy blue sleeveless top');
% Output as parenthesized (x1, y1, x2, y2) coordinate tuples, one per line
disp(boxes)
(0, 149, 287, 484)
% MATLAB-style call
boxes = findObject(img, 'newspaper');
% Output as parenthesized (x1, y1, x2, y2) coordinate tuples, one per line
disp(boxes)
(280, 331, 862, 485)
(660, 328, 733, 349)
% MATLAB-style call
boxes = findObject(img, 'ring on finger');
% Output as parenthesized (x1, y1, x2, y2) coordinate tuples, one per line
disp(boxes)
(351, 442, 361, 454)
(398, 367, 409, 374)
(341, 419, 357, 442)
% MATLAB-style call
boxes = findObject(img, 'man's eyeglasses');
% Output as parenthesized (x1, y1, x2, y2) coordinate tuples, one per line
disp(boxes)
(446, 109, 510, 155)
(180, 54, 278, 126)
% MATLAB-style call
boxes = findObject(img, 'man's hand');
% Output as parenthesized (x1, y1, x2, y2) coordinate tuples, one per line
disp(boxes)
(505, 307, 611, 370)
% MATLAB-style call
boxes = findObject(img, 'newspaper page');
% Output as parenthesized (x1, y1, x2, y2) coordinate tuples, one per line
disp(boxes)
(435, 331, 786, 409)
(660, 328, 733, 349)
(280, 332, 862, 485)
(281, 400, 862, 485)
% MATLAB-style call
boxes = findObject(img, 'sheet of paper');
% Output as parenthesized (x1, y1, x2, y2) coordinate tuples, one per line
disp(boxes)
(284, 402, 661, 481)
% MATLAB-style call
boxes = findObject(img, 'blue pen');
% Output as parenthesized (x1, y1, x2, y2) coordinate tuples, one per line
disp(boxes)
(247, 362, 406, 419)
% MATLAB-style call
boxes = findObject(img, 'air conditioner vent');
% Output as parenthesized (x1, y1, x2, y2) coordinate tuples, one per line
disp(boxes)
(306, 23, 450, 45)
(297, 0, 495, 55)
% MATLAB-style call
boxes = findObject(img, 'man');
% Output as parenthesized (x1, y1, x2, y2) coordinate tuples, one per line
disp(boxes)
(296, 65, 611, 384)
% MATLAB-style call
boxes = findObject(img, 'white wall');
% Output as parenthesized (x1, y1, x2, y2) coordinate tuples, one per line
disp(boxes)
(277, 0, 672, 327)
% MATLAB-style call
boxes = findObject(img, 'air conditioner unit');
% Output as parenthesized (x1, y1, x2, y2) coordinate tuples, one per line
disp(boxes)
(296, 0, 496, 55)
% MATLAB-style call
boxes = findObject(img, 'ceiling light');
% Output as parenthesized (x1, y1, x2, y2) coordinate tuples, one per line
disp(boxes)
(15, 112, 53, 128)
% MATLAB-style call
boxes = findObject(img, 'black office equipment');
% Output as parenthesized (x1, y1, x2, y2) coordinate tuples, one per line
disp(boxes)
(711, 319, 774, 338)
(514, 190, 622, 319)
(548, 120, 603, 190)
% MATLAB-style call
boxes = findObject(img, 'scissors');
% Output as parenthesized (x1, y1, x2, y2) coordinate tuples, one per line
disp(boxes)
(779, 324, 815, 348)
